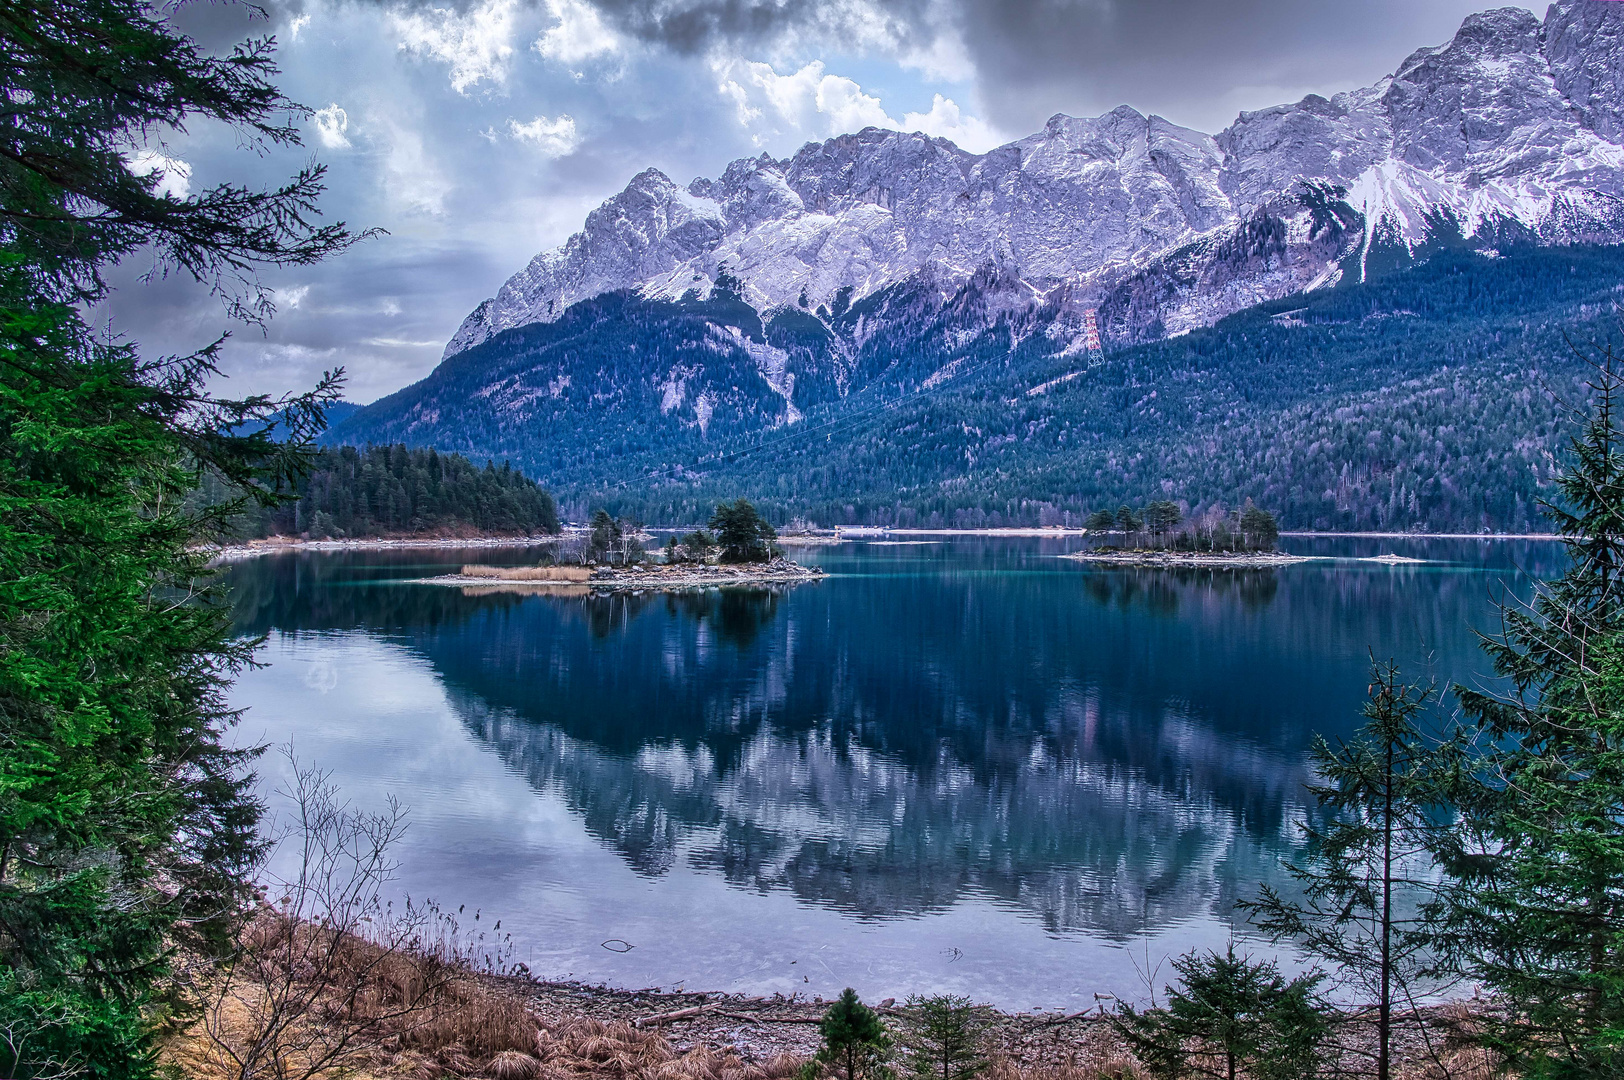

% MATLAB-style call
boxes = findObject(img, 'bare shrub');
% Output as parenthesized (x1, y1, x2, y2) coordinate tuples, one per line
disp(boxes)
(199, 750, 516, 1079)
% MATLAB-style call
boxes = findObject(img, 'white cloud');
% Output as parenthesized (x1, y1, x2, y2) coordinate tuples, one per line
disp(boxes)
(312, 103, 351, 149)
(507, 114, 581, 157)
(376, 118, 452, 214)
(127, 149, 192, 199)
(903, 94, 1005, 153)
(716, 59, 1005, 153)
(392, 0, 517, 93)
(363, 336, 446, 347)
(533, 0, 621, 67)
(276, 284, 312, 309)
(288, 13, 311, 42)
(718, 60, 890, 143)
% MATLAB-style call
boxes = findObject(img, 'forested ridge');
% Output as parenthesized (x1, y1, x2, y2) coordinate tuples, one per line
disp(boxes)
(330, 245, 1624, 531)
(212, 444, 560, 539)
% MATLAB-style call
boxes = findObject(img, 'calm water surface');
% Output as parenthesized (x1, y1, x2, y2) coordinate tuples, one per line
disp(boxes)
(224, 536, 1563, 1010)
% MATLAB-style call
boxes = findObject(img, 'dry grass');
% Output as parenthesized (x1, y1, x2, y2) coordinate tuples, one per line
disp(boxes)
(167, 943, 815, 1080)
(1389, 1002, 1506, 1080)
(984, 1059, 1142, 1080)
(166, 915, 543, 1080)
(460, 564, 592, 581)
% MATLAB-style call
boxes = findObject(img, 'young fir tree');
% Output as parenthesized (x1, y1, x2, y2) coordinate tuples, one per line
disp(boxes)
(897, 995, 988, 1080)
(0, 0, 363, 1074)
(815, 988, 893, 1080)
(1439, 348, 1624, 1076)
(1112, 946, 1326, 1080)
(1242, 662, 1457, 1080)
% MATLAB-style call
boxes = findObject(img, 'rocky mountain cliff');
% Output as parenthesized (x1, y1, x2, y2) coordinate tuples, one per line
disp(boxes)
(442, 0, 1624, 362)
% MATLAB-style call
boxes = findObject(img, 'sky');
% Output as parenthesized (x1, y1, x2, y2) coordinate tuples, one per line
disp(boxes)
(103, 0, 1534, 405)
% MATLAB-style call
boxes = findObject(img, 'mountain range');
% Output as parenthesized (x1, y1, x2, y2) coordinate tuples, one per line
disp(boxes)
(328, 1, 1624, 530)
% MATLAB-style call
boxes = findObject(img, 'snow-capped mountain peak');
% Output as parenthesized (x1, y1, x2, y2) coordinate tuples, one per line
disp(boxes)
(443, 0, 1624, 361)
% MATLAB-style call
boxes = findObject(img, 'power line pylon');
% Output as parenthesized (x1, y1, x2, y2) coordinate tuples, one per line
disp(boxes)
(1083, 308, 1104, 365)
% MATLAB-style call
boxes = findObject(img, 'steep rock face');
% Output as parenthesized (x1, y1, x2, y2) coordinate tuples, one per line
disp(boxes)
(442, 0, 1624, 365)
(444, 169, 727, 357)
(1549, 0, 1624, 142)
(446, 109, 1243, 357)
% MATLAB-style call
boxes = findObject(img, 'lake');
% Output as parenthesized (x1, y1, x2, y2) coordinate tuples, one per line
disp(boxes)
(223, 535, 1563, 1011)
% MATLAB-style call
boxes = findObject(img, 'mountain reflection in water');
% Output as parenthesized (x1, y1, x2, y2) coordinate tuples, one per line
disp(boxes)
(226, 537, 1560, 1001)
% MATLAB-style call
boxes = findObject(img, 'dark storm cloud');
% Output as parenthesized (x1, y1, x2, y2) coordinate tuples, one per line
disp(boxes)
(949, 0, 1518, 131)
(584, 0, 933, 56)
(506, 0, 1518, 131)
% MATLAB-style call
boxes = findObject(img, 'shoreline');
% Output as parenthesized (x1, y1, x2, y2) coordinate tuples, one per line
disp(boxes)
(200, 528, 1564, 567)
(454, 971, 1476, 1075)
(203, 534, 564, 564)
(1063, 549, 1319, 568)
(1279, 530, 1558, 540)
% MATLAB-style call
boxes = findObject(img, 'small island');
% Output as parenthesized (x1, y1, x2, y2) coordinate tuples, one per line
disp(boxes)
(1063, 500, 1310, 567)
(421, 555, 824, 591)
(415, 498, 826, 592)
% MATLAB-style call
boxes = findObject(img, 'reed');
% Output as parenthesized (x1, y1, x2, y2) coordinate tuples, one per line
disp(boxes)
(460, 564, 593, 581)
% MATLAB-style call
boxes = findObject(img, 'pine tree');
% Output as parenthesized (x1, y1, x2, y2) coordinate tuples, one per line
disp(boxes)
(709, 498, 777, 563)
(1243, 662, 1457, 1080)
(816, 988, 892, 1080)
(898, 995, 988, 1080)
(0, 0, 362, 1073)
(1112, 947, 1326, 1080)
(1441, 347, 1624, 1076)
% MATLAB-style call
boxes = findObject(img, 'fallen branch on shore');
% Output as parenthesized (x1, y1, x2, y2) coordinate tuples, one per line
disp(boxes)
(635, 1001, 728, 1027)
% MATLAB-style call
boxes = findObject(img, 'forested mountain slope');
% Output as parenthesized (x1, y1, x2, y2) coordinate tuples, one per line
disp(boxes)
(329, 245, 1623, 531)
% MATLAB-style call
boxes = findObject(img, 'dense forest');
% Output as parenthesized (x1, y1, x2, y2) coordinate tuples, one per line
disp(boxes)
(329, 244, 1624, 531)
(219, 444, 560, 539)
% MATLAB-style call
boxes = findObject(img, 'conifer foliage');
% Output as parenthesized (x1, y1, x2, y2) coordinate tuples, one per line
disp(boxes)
(1441, 346, 1624, 1076)
(709, 498, 778, 563)
(226, 444, 561, 539)
(1243, 663, 1457, 1080)
(0, 0, 364, 1074)
(815, 988, 893, 1080)
(897, 995, 988, 1080)
(1112, 947, 1326, 1080)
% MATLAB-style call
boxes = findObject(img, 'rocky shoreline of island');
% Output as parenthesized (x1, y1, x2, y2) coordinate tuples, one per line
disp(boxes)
(413, 556, 825, 591)
(1062, 549, 1318, 568)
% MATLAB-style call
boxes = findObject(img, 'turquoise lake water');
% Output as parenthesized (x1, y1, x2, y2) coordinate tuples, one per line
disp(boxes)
(223, 535, 1563, 1009)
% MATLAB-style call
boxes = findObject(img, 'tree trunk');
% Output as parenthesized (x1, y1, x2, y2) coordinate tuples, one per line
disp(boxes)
(1379, 736, 1394, 1080)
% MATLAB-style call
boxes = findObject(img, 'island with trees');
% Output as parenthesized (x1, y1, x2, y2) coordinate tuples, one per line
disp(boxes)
(419, 497, 825, 591)
(1066, 500, 1303, 566)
